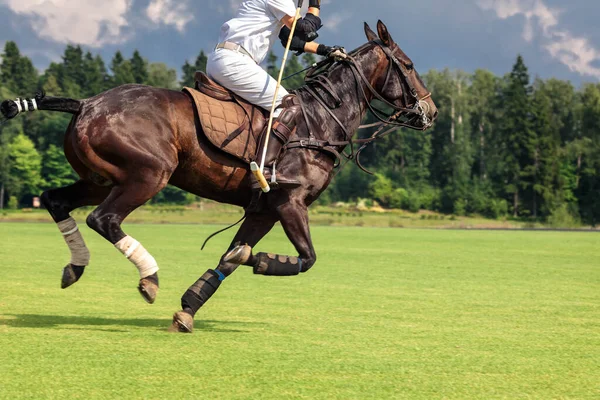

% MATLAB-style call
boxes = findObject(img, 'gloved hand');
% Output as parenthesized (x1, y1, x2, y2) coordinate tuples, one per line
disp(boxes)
(317, 45, 348, 60)
(284, 35, 307, 55)
(309, 0, 321, 9)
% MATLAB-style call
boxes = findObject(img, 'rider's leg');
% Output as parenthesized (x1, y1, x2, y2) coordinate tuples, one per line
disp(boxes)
(253, 95, 301, 189)
(207, 48, 289, 111)
(207, 49, 301, 188)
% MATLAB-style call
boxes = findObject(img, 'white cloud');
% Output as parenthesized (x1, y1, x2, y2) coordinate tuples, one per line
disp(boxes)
(477, 0, 600, 80)
(0, 0, 133, 47)
(146, 0, 194, 33)
(323, 12, 352, 33)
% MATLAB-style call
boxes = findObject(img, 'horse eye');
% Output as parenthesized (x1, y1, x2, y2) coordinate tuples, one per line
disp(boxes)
(406, 63, 414, 71)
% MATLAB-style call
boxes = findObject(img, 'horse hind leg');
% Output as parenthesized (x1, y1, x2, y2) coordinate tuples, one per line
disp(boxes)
(41, 180, 112, 289)
(85, 177, 169, 304)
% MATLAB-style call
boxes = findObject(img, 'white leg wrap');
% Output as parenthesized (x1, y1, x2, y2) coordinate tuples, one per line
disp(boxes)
(115, 236, 159, 279)
(57, 217, 91, 266)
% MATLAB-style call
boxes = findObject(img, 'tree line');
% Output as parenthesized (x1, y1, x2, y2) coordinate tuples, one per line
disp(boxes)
(0, 42, 598, 225)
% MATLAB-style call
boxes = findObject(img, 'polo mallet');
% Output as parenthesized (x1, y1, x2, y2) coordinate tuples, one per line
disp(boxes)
(251, 0, 304, 193)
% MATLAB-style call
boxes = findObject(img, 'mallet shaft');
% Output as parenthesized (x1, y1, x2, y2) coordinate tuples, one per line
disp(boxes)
(252, 0, 304, 193)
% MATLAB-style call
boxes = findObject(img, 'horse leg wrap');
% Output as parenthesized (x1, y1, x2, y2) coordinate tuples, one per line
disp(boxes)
(57, 217, 90, 266)
(253, 253, 302, 276)
(181, 270, 223, 316)
(114, 236, 159, 279)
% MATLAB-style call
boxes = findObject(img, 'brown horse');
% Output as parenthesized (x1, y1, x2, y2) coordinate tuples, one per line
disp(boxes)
(1, 21, 437, 333)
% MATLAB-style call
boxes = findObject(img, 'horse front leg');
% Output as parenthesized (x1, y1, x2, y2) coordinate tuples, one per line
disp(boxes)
(225, 199, 317, 277)
(171, 211, 279, 333)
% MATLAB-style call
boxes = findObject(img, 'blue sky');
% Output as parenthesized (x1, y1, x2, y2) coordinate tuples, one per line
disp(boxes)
(1, 0, 599, 85)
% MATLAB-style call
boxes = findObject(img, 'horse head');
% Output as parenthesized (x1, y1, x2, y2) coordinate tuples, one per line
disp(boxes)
(364, 20, 438, 130)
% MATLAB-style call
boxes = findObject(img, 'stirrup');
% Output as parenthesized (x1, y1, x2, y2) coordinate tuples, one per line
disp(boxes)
(251, 166, 300, 190)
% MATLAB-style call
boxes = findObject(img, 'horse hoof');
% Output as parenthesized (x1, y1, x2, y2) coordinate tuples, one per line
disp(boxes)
(138, 275, 159, 304)
(224, 244, 252, 265)
(61, 264, 85, 289)
(169, 311, 194, 333)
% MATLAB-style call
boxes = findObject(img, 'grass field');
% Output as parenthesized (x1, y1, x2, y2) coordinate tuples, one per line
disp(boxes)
(0, 222, 598, 399)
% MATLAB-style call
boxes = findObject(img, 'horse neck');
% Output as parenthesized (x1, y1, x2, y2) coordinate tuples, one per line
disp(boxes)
(299, 45, 384, 143)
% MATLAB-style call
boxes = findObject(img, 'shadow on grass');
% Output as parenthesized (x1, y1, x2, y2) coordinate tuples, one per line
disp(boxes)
(0, 314, 266, 333)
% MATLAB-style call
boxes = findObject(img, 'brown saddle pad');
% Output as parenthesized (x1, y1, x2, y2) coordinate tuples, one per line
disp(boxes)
(183, 73, 266, 163)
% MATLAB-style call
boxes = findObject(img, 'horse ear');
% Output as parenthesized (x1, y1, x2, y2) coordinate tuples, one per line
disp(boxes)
(377, 20, 394, 47)
(364, 22, 378, 42)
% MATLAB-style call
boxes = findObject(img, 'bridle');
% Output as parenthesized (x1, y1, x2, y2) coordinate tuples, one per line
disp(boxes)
(287, 39, 434, 174)
(357, 40, 433, 131)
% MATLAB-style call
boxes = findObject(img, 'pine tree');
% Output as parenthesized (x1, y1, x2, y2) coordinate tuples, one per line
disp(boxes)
(0, 42, 38, 95)
(42, 74, 62, 96)
(423, 69, 473, 213)
(130, 50, 149, 84)
(110, 51, 135, 87)
(59, 45, 86, 97)
(497, 55, 535, 217)
(530, 79, 561, 218)
(577, 83, 600, 225)
(82, 52, 108, 96)
(181, 50, 208, 87)
(40, 62, 64, 96)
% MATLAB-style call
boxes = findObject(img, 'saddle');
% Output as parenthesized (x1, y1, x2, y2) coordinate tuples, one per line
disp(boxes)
(184, 72, 267, 163)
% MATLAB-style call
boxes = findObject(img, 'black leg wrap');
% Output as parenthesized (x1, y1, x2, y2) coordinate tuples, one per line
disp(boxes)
(181, 270, 222, 317)
(253, 253, 302, 276)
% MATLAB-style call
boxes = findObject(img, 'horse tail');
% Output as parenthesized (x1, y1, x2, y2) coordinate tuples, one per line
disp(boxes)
(0, 91, 82, 120)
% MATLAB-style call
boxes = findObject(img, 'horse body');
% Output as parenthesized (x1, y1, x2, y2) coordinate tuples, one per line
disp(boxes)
(1, 21, 437, 332)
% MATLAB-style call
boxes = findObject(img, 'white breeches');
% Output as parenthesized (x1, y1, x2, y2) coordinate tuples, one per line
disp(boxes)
(207, 48, 288, 117)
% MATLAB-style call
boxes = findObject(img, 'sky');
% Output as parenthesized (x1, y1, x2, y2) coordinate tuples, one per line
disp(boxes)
(0, 0, 599, 85)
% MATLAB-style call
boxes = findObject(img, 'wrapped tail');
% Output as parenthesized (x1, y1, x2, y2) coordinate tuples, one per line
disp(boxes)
(0, 91, 82, 120)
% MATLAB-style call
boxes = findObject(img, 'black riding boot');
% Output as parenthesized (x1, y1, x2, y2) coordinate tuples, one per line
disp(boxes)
(252, 95, 301, 190)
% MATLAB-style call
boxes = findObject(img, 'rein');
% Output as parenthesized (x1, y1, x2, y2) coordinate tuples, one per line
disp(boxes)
(288, 40, 432, 175)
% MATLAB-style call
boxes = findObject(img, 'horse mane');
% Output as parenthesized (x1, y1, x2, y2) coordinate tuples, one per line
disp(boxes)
(296, 41, 378, 94)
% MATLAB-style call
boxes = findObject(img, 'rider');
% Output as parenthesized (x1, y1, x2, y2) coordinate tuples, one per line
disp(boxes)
(207, 0, 339, 189)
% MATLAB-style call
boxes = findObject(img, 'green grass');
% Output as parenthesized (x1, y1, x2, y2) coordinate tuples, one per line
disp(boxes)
(0, 222, 598, 399)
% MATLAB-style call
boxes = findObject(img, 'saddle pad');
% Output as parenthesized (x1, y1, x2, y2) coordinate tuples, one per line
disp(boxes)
(184, 87, 263, 163)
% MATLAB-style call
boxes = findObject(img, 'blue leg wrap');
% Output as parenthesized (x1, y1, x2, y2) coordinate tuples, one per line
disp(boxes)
(215, 269, 226, 281)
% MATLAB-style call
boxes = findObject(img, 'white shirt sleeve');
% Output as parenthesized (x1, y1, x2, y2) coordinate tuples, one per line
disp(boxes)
(268, 0, 297, 21)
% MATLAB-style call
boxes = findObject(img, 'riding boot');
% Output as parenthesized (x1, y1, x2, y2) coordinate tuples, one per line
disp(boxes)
(252, 95, 302, 190)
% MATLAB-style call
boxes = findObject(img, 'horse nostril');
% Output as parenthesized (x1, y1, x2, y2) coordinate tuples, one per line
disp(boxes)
(433, 110, 438, 120)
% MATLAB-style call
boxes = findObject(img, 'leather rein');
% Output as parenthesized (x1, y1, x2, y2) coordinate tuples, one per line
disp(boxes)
(287, 39, 433, 174)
